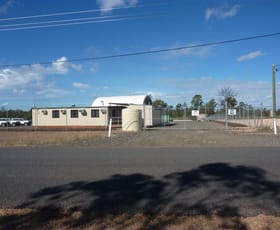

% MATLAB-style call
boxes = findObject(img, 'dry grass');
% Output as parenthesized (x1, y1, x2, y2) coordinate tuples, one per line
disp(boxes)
(1, 209, 280, 230)
(0, 130, 107, 147)
(256, 125, 272, 132)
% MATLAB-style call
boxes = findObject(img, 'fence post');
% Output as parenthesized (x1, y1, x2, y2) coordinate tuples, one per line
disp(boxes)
(108, 118, 112, 137)
(225, 102, 228, 129)
(272, 64, 278, 135)
(247, 106, 250, 128)
(253, 107, 256, 128)
(260, 104, 263, 128)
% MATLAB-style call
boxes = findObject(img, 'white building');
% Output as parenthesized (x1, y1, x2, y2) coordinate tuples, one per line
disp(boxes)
(32, 95, 163, 129)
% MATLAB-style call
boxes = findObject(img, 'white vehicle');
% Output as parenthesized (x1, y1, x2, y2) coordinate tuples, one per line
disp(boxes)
(0, 118, 9, 127)
(7, 118, 20, 126)
(11, 118, 31, 126)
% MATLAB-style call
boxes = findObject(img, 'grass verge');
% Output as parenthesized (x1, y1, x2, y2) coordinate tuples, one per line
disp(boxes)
(0, 131, 107, 147)
(0, 209, 280, 230)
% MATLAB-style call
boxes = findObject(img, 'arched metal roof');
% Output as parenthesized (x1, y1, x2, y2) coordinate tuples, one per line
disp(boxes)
(91, 95, 152, 107)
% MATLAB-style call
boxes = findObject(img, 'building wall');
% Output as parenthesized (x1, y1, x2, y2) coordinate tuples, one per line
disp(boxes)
(128, 105, 162, 127)
(32, 107, 108, 127)
(32, 105, 163, 129)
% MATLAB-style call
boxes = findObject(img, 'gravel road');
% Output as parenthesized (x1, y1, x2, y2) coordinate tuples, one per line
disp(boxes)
(69, 121, 280, 148)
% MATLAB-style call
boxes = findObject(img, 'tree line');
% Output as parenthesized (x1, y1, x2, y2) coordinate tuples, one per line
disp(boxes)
(0, 108, 32, 120)
(153, 86, 278, 118)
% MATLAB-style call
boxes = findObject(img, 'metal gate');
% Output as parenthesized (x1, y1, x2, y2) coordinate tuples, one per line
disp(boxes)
(144, 105, 273, 131)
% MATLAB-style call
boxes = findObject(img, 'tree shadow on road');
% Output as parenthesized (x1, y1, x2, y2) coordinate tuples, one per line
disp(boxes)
(1, 163, 280, 229)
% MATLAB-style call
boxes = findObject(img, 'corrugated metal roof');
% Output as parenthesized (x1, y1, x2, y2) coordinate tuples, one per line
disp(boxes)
(91, 95, 152, 106)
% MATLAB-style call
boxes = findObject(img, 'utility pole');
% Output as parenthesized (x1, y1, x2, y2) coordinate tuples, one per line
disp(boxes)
(272, 64, 278, 135)
(225, 101, 228, 129)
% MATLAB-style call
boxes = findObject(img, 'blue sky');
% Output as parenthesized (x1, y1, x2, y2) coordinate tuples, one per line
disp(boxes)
(0, 0, 280, 110)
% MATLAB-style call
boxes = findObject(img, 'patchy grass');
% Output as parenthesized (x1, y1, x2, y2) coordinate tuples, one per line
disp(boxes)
(0, 131, 108, 147)
(256, 125, 272, 132)
(1, 127, 280, 148)
(0, 209, 280, 230)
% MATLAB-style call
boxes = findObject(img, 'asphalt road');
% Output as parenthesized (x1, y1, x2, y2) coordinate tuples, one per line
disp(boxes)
(1, 146, 280, 217)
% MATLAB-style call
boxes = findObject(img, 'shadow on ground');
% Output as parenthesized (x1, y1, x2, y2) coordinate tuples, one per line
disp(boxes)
(1, 163, 280, 229)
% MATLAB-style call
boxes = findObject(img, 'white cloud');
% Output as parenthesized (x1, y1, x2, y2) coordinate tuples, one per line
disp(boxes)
(49, 56, 69, 74)
(237, 50, 264, 62)
(88, 63, 99, 73)
(1, 102, 8, 107)
(205, 5, 240, 21)
(0, 0, 15, 15)
(36, 88, 69, 99)
(72, 82, 90, 90)
(96, 0, 138, 13)
(71, 63, 83, 71)
(46, 56, 82, 74)
(84, 46, 99, 57)
(0, 66, 43, 90)
(134, 91, 165, 98)
(167, 44, 213, 58)
(0, 56, 77, 99)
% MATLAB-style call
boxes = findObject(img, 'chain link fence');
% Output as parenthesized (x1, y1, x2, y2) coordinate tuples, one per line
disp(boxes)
(208, 106, 278, 129)
(153, 105, 279, 130)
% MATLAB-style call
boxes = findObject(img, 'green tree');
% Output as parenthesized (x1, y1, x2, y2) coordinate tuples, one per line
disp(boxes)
(175, 103, 183, 117)
(226, 97, 237, 107)
(218, 87, 238, 108)
(152, 99, 167, 108)
(238, 101, 246, 108)
(237, 101, 246, 118)
(0, 109, 32, 120)
(205, 99, 217, 115)
(191, 94, 203, 110)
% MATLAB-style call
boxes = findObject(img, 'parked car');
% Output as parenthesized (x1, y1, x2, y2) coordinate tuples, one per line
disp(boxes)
(0, 118, 20, 127)
(0, 118, 9, 127)
(11, 118, 31, 126)
(8, 118, 20, 126)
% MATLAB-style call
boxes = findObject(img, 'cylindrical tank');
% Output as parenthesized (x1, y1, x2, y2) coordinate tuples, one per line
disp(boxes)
(122, 108, 141, 132)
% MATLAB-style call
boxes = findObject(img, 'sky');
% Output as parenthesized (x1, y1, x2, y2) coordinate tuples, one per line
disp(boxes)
(0, 0, 280, 110)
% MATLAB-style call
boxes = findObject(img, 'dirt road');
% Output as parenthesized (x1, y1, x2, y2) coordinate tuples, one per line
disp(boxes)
(2, 120, 279, 148)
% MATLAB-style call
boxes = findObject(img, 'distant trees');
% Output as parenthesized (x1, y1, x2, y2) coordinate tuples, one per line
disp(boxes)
(175, 103, 184, 117)
(225, 97, 237, 107)
(205, 99, 217, 115)
(152, 95, 219, 119)
(152, 90, 240, 119)
(191, 94, 203, 110)
(0, 109, 32, 120)
(152, 99, 168, 108)
(153, 87, 239, 118)
(218, 86, 238, 108)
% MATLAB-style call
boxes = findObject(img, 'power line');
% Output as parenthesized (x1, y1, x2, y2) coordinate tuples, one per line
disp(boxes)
(1, 32, 280, 68)
(0, 14, 154, 32)
(0, 2, 178, 32)
(0, 1, 166, 22)
(0, 6, 141, 22)
(0, 8, 103, 22)
(0, 15, 118, 28)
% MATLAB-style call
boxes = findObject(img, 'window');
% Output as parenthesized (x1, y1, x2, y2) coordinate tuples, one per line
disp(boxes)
(71, 110, 78, 118)
(91, 109, 100, 118)
(52, 110, 60, 118)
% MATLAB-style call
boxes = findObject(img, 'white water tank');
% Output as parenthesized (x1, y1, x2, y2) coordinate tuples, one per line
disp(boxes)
(122, 108, 141, 132)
